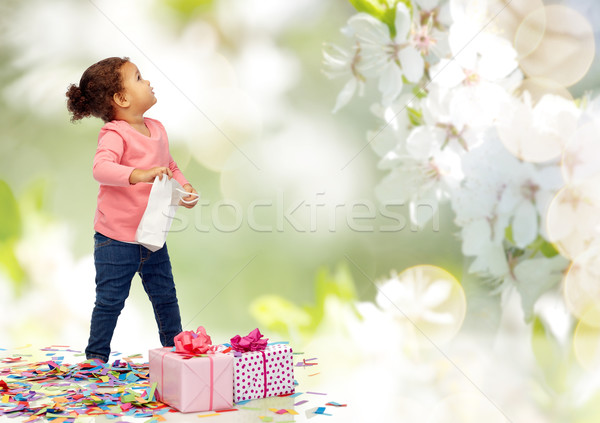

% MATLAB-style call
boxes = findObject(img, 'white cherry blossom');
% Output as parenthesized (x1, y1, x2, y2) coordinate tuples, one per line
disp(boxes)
(322, 42, 365, 113)
(411, 0, 452, 59)
(410, 83, 488, 158)
(498, 162, 564, 247)
(429, 54, 518, 131)
(367, 96, 415, 157)
(377, 271, 454, 325)
(324, 1, 600, 327)
(376, 142, 462, 227)
(427, 4, 521, 131)
(345, 2, 425, 104)
(561, 95, 600, 185)
(374, 265, 467, 346)
(497, 92, 581, 163)
(450, 133, 566, 282)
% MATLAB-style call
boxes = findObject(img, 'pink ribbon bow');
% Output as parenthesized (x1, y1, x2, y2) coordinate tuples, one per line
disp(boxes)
(174, 326, 213, 355)
(230, 328, 268, 352)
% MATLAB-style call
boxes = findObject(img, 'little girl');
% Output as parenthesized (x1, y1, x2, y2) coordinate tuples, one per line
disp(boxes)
(66, 57, 198, 363)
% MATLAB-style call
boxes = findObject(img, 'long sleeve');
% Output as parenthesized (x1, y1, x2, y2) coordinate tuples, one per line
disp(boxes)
(169, 154, 189, 187)
(93, 130, 136, 186)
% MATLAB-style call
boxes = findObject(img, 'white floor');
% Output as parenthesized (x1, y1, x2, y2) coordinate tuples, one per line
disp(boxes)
(0, 346, 352, 423)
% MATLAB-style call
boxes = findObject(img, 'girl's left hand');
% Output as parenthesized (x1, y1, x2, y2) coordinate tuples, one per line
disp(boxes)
(180, 184, 199, 208)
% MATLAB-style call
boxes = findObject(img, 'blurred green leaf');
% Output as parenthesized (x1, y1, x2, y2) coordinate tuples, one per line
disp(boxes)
(313, 264, 357, 315)
(527, 235, 560, 258)
(504, 225, 514, 244)
(347, 0, 411, 37)
(412, 85, 428, 99)
(250, 295, 312, 339)
(506, 228, 559, 259)
(348, 0, 388, 19)
(21, 179, 48, 213)
(163, 0, 214, 17)
(0, 179, 21, 241)
(250, 263, 358, 341)
(539, 241, 559, 258)
(407, 106, 424, 126)
(575, 391, 600, 423)
(0, 180, 25, 290)
(0, 240, 25, 288)
(531, 315, 570, 393)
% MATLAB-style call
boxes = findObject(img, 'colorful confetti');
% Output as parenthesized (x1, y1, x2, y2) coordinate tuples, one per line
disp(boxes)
(0, 351, 170, 422)
(0, 347, 347, 421)
(294, 400, 308, 406)
(326, 401, 347, 407)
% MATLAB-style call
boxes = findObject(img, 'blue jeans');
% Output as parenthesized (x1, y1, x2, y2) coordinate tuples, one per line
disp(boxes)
(86, 232, 182, 362)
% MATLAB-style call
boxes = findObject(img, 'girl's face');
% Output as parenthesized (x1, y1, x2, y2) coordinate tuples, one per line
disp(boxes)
(119, 61, 156, 113)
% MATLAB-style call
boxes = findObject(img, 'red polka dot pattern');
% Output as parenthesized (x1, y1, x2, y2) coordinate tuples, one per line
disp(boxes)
(230, 344, 295, 402)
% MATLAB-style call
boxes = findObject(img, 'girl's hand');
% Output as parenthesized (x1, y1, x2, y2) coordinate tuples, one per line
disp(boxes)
(129, 167, 173, 184)
(179, 184, 199, 208)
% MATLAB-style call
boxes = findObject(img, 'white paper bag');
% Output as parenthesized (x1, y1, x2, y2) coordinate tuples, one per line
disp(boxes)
(135, 176, 198, 252)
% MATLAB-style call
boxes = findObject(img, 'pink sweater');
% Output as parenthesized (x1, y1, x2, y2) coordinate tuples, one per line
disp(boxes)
(93, 118, 189, 243)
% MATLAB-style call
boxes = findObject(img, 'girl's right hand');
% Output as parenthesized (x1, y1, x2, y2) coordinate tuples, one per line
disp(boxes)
(129, 167, 173, 184)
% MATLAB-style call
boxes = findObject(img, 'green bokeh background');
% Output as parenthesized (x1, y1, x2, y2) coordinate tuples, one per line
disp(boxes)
(0, 0, 598, 350)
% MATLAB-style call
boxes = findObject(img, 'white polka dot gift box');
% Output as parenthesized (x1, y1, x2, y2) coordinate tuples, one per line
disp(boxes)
(226, 328, 295, 403)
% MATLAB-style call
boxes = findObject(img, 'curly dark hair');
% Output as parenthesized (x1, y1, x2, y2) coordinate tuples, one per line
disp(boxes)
(66, 57, 130, 123)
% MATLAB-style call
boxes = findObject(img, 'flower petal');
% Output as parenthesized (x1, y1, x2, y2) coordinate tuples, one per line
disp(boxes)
(409, 195, 438, 228)
(468, 244, 509, 277)
(512, 201, 538, 248)
(421, 279, 452, 308)
(422, 310, 454, 325)
(513, 255, 570, 321)
(347, 12, 391, 45)
(416, 0, 440, 11)
(477, 33, 518, 81)
(394, 2, 412, 41)
(461, 219, 492, 256)
(399, 47, 425, 83)
(406, 125, 444, 160)
(332, 78, 357, 113)
(379, 63, 404, 105)
(429, 59, 465, 88)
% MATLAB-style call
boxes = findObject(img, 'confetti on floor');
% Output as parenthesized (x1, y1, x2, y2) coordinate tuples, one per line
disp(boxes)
(0, 351, 170, 422)
(315, 406, 332, 416)
(294, 400, 308, 406)
(0, 346, 347, 422)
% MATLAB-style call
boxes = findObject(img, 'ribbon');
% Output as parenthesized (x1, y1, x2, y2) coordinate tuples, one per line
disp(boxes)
(208, 354, 214, 410)
(230, 328, 268, 353)
(174, 326, 213, 355)
(260, 350, 267, 398)
(158, 349, 170, 402)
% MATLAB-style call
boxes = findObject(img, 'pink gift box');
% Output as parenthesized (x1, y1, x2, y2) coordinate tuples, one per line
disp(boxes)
(230, 344, 295, 402)
(149, 347, 233, 412)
